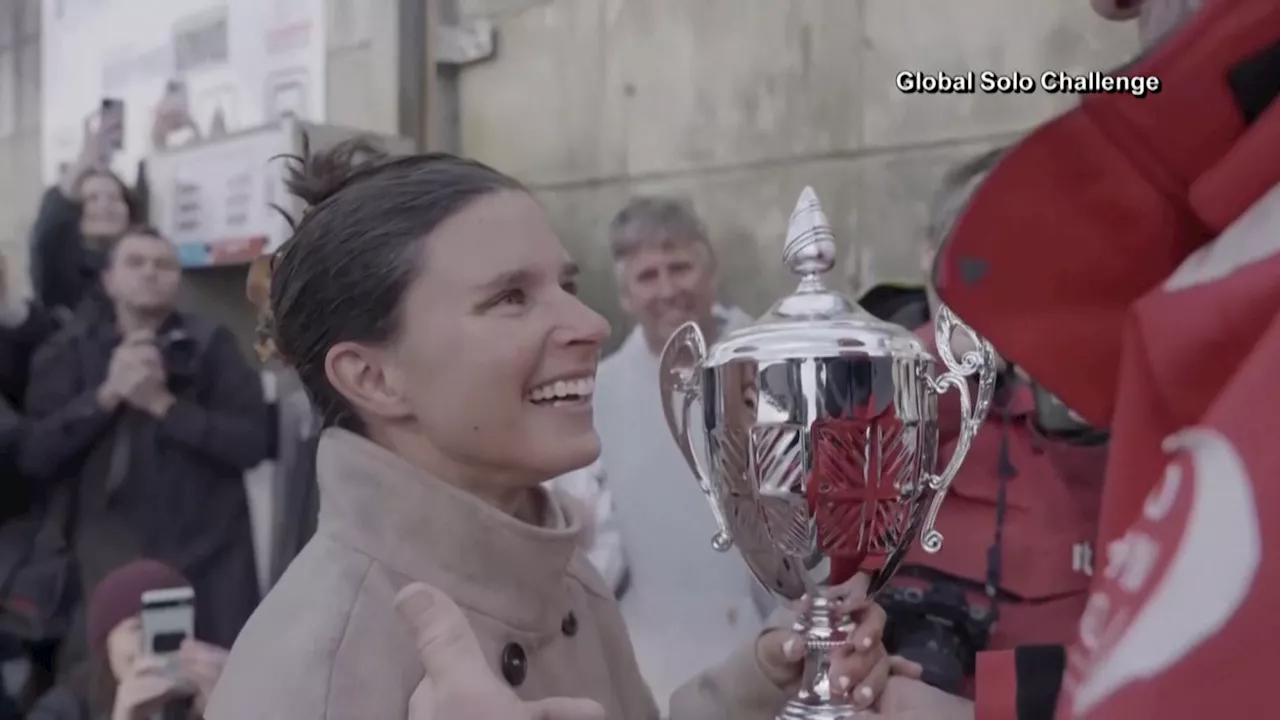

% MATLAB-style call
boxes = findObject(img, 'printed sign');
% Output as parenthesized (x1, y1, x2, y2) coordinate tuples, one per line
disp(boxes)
(40, 0, 327, 184)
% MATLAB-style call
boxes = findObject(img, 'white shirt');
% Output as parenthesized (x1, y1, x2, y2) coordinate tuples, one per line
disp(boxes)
(550, 306, 766, 713)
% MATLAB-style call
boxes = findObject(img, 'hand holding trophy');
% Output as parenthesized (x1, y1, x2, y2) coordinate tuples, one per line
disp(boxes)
(658, 188, 996, 719)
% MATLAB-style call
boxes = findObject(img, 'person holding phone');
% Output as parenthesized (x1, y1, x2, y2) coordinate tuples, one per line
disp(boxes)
(30, 107, 142, 320)
(26, 559, 229, 720)
(31, 85, 199, 321)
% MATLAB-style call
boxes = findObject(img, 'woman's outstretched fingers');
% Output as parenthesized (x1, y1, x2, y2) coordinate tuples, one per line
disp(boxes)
(849, 652, 894, 709)
(821, 599, 891, 699)
(827, 641, 885, 698)
(848, 601, 887, 651)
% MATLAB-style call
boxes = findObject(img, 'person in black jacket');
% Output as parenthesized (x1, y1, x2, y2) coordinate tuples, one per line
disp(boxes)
(20, 227, 267, 672)
(0, 257, 61, 715)
(30, 115, 144, 320)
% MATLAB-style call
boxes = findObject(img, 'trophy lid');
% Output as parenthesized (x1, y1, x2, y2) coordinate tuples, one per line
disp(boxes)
(704, 187, 928, 367)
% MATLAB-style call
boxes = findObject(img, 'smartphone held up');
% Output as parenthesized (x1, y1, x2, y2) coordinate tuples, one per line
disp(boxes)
(139, 585, 195, 678)
(95, 97, 125, 165)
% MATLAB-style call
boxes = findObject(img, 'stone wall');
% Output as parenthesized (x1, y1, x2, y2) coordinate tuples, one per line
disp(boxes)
(0, 0, 44, 301)
(454, 0, 1138, 348)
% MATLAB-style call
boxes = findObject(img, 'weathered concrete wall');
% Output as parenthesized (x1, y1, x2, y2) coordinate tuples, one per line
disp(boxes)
(454, 0, 1138, 348)
(0, 0, 44, 303)
(0, 128, 41, 302)
(8, 0, 1140, 345)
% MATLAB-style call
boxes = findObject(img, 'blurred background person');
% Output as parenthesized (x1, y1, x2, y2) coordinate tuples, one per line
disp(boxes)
(27, 559, 228, 720)
(546, 461, 627, 597)
(245, 257, 319, 590)
(19, 228, 266, 674)
(864, 149, 1110, 698)
(29, 86, 199, 325)
(551, 196, 768, 712)
(0, 247, 61, 715)
(29, 116, 141, 322)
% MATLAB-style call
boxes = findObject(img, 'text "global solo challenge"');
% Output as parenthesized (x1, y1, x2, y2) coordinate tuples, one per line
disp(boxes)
(896, 70, 1161, 97)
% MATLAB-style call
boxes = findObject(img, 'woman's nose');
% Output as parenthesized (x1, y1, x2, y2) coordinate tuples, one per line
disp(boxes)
(559, 296, 611, 347)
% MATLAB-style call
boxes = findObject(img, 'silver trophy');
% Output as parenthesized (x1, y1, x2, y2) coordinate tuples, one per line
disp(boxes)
(659, 188, 997, 719)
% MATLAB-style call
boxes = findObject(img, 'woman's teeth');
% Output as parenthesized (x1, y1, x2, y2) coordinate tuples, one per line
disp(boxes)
(528, 377, 595, 403)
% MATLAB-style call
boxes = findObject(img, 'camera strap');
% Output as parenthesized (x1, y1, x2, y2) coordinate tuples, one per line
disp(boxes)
(984, 398, 1017, 621)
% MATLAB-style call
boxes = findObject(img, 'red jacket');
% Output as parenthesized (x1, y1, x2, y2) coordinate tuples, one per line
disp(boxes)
(932, 0, 1280, 716)
(902, 324, 1106, 660)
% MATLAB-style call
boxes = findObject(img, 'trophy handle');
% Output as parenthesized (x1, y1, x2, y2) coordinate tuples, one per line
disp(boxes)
(920, 304, 998, 553)
(659, 322, 734, 552)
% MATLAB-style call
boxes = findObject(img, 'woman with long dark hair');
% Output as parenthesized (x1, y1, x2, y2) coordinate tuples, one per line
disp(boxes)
(204, 141, 905, 718)
(30, 118, 144, 319)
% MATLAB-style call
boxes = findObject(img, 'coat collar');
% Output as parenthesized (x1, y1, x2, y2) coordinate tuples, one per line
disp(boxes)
(314, 429, 582, 632)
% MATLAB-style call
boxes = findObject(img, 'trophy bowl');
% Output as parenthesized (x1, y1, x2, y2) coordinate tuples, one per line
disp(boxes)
(659, 187, 997, 719)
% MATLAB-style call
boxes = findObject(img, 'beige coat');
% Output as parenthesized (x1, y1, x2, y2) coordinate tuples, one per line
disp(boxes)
(205, 429, 788, 720)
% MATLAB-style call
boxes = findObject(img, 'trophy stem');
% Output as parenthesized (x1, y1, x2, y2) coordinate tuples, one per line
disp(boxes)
(777, 597, 869, 719)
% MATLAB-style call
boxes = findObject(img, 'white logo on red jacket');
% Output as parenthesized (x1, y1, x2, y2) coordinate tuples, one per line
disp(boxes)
(1066, 428, 1261, 716)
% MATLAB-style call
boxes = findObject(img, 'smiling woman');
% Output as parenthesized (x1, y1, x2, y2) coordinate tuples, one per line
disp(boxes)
(208, 139, 898, 720)
(266, 140, 609, 496)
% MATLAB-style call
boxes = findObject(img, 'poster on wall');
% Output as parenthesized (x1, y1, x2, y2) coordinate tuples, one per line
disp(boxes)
(40, 0, 327, 185)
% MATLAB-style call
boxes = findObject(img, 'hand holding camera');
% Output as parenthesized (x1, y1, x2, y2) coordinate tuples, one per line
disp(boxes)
(99, 330, 173, 415)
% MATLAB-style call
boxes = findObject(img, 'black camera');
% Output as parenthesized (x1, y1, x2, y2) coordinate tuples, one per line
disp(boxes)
(155, 328, 200, 381)
(879, 575, 995, 695)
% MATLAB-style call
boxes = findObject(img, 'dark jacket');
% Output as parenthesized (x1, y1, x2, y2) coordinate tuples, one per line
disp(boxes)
(20, 311, 267, 655)
(28, 190, 107, 318)
(23, 684, 81, 720)
(27, 682, 195, 720)
(0, 303, 58, 412)
(0, 305, 57, 522)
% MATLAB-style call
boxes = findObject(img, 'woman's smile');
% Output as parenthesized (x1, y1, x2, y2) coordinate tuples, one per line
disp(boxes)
(526, 375, 595, 409)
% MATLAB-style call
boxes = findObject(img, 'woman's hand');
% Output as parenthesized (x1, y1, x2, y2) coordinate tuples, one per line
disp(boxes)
(111, 656, 186, 720)
(396, 582, 605, 720)
(58, 116, 106, 198)
(755, 574, 923, 710)
(178, 638, 229, 713)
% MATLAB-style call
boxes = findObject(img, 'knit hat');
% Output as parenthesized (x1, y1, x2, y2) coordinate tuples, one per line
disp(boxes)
(87, 559, 189, 654)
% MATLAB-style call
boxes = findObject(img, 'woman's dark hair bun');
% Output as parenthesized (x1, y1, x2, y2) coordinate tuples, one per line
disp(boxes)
(274, 135, 391, 220)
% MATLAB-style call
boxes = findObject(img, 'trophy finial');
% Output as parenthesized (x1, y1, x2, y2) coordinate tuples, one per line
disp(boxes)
(783, 186, 837, 277)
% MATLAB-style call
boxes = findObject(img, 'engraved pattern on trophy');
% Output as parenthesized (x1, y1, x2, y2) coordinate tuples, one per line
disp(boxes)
(658, 187, 996, 719)
(710, 424, 810, 556)
(810, 416, 916, 568)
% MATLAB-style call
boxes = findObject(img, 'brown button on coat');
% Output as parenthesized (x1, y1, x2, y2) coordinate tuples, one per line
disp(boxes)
(206, 429, 789, 719)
